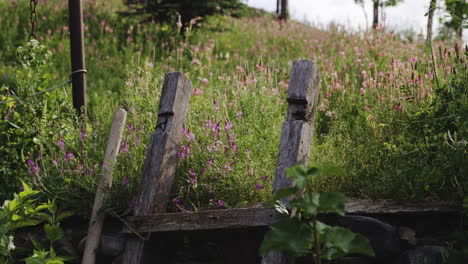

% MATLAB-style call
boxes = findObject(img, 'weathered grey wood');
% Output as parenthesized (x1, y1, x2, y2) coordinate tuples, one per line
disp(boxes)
(122, 72, 192, 264)
(266, 60, 320, 264)
(344, 199, 461, 214)
(123, 207, 281, 233)
(262, 251, 288, 264)
(82, 108, 127, 264)
(272, 60, 320, 193)
(121, 199, 460, 233)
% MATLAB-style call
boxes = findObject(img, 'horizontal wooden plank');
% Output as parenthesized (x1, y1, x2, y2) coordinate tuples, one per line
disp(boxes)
(123, 207, 281, 233)
(344, 199, 461, 214)
(122, 199, 461, 234)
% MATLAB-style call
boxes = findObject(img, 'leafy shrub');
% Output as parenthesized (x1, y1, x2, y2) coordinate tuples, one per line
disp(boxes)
(260, 165, 374, 262)
(0, 182, 73, 264)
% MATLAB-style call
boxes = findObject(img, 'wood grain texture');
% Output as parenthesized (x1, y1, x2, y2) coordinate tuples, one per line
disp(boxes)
(135, 72, 192, 216)
(265, 60, 320, 264)
(123, 207, 281, 233)
(121, 199, 460, 234)
(122, 72, 192, 264)
(82, 108, 127, 264)
(272, 60, 320, 193)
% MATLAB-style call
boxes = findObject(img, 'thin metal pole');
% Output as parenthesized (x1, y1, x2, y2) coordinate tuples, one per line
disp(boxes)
(68, 0, 87, 118)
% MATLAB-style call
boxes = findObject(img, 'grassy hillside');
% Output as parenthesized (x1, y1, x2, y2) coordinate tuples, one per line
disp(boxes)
(0, 0, 466, 215)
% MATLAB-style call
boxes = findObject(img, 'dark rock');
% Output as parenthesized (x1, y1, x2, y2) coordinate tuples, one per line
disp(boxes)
(398, 226, 417, 246)
(55, 236, 79, 258)
(332, 257, 375, 264)
(100, 233, 127, 257)
(397, 246, 445, 264)
(337, 215, 400, 261)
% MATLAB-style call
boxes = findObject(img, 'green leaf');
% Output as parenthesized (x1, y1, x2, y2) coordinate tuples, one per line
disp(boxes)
(260, 218, 314, 257)
(286, 165, 319, 189)
(56, 211, 74, 223)
(32, 137, 41, 145)
(270, 187, 299, 204)
(43, 224, 64, 242)
(34, 203, 52, 213)
(0, 246, 11, 256)
(35, 213, 53, 223)
(18, 181, 39, 200)
(317, 192, 349, 216)
(322, 226, 375, 260)
(11, 219, 42, 230)
(290, 193, 319, 217)
(46, 260, 64, 264)
(11, 214, 22, 221)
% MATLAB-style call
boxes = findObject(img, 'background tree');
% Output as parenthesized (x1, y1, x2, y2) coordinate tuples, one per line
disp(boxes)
(131, 0, 244, 26)
(280, 0, 288, 21)
(426, 0, 437, 46)
(354, 0, 404, 29)
(443, 0, 467, 39)
(276, 0, 280, 16)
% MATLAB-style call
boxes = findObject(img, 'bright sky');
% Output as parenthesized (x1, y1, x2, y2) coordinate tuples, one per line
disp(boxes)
(243, 0, 466, 41)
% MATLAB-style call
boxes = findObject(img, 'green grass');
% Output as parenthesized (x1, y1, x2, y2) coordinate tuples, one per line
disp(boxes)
(0, 0, 466, 215)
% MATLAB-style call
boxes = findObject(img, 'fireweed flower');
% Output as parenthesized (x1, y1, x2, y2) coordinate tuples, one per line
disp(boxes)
(172, 196, 181, 205)
(27, 158, 40, 176)
(224, 162, 234, 172)
(182, 128, 195, 141)
(79, 130, 87, 141)
(119, 140, 129, 153)
(189, 168, 196, 178)
(52, 155, 58, 166)
(57, 136, 65, 150)
(178, 143, 191, 160)
(216, 200, 224, 208)
(200, 78, 209, 85)
(255, 183, 263, 190)
(224, 122, 232, 132)
(213, 100, 220, 112)
(64, 150, 74, 162)
(207, 158, 214, 167)
(121, 176, 129, 187)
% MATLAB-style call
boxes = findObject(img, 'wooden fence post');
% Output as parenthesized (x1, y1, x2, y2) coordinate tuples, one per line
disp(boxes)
(82, 108, 127, 264)
(262, 60, 321, 264)
(121, 72, 192, 264)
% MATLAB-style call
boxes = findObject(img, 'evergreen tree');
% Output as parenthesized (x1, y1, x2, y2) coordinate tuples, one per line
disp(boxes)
(354, 0, 404, 29)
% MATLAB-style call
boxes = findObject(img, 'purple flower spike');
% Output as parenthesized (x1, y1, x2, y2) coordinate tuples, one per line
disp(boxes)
(57, 136, 65, 150)
(64, 150, 74, 162)
(27, 158, 40, 176)
(216, 200, 224, 208)
(189, 168, 196, 178)
(172, 196, 181, 204)
(255, 183, 264, 190)
(79, 130, 87, 141)
(121, 176, 129, 187)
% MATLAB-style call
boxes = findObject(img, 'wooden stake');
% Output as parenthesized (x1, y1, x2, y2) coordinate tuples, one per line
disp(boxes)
(82, 108, 127, 264)
(122, 72, 193, 264)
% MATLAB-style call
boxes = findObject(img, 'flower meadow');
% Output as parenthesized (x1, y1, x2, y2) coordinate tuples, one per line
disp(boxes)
(0, 0, 466, 216)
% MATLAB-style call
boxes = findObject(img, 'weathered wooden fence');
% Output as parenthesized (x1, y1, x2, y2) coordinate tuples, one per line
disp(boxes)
(113, 59, 461, 264)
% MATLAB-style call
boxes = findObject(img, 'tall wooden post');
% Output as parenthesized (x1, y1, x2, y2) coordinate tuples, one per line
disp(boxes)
(68, 0, 87, 117)
(262, 60, 321, 264)
(122, 72, 193, 264)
